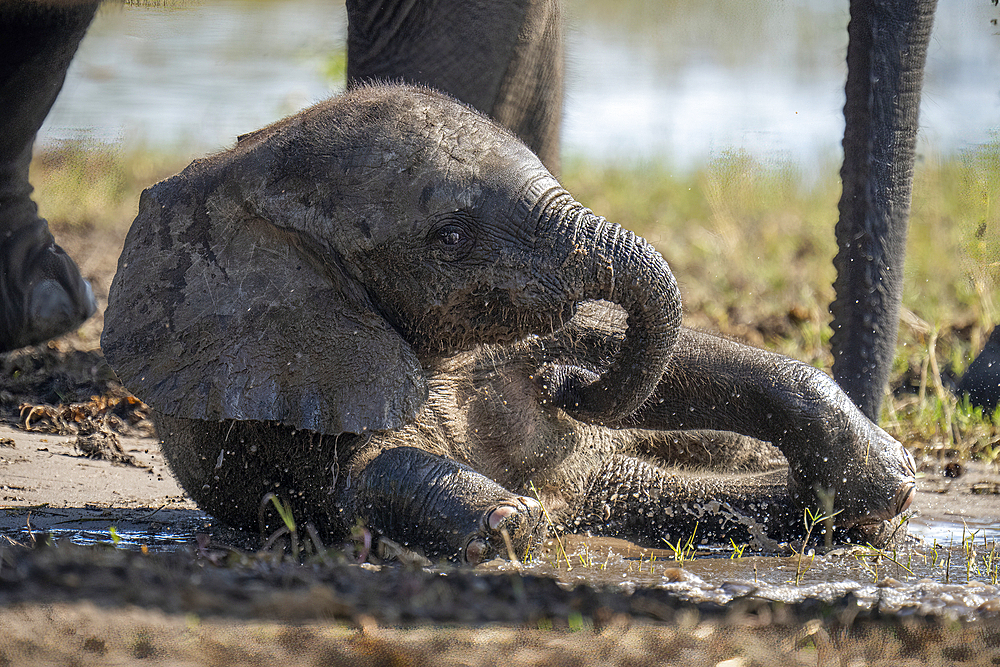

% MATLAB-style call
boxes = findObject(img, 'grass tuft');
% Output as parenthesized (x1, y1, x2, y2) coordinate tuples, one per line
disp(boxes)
(30, 144, 187, 233)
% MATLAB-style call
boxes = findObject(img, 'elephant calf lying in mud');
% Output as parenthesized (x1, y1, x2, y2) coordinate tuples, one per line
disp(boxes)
(102, 85, 915, 564)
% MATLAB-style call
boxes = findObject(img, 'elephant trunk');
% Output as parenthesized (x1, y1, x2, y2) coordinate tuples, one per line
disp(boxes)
(830, 0, 936, 420)
(541, 200, 682, 425)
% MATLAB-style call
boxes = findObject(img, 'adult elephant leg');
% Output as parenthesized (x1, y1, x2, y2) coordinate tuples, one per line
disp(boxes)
(345, 0, 563, 173)
(830, 0, 937, 420)
(958, 326, 1000, 413)
(0, 2, 98, 351)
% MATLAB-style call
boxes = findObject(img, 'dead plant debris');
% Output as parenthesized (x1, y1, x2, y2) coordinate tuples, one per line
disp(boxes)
(73, 423, 145, 468)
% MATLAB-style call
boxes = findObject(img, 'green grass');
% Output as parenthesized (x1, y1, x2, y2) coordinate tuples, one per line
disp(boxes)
(28, 142, 1000, 462)
(30, 145, 185, 233)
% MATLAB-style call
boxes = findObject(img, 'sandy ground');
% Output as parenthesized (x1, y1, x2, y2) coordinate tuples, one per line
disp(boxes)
(0, 423, 204, 540)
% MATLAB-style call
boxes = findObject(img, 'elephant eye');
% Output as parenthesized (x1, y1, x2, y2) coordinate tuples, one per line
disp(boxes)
(439, 227, 462, 246)
(428, 214, 475, 260)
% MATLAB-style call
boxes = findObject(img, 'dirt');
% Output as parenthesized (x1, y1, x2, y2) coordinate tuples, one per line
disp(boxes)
(2, 229, 1000, 664)
(1, 599, 997, 667)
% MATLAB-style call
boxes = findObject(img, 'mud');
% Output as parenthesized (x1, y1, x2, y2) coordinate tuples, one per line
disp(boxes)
(2, 375, 1000, 633)
(2, 233, 1000, 663)
(1, 599, 997, 667)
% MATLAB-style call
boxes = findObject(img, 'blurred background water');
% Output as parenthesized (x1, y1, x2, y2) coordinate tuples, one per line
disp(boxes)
(38, 0, 1000, 179)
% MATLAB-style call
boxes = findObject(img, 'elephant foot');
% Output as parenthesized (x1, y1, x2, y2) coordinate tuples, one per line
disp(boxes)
(894, 474, 916, 516)
(839, 479, 914, 547)
(462, 496, 546, 565)
(0, 222, 96, 351)
(841, 505, 912, 549)
(790, 427, 916, 533)
(846, 443, 916, 526)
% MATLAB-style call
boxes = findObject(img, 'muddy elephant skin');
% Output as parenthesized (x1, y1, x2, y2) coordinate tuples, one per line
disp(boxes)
(103, 86, 915, 564)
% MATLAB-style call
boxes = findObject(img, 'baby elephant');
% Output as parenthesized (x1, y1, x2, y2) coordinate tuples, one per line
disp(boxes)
(102, 85, 914, 564)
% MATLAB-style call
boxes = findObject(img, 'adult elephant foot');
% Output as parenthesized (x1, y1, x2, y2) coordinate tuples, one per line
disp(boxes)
(957, 326, 1000, 414)
(464, 496, 545, 565)
(0, 220, 95, 351)
(0, 1, 99, 351)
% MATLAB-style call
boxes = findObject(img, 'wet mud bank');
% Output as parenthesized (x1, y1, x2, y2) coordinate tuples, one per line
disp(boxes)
(1, 414, 999, 623)
(1, 541, 1000, 666)
(0, 602, 997, 667)
(2, 345, 1000, 664)
(0, 536, 999, 623)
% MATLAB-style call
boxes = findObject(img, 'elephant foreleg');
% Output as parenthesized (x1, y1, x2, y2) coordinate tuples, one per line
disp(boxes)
(345, 0, 563, 173)
(343, 445, 546, 564)
(569, 454, 799, 550)
(0, 2, 98, 350)
(623, 328, 915, 532)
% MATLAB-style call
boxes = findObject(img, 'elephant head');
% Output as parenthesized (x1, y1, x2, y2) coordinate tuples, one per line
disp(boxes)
(101, 85, 681, 435)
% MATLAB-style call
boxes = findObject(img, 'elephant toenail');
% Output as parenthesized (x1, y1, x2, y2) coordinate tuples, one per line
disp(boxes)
(488, 505, 517, 531)
(464, 539, 486, 565)
(895, 482, 915, 515)
(517, 496, 540, 511)
(903, 449, 916, 476)
(30, 278, 95, 326)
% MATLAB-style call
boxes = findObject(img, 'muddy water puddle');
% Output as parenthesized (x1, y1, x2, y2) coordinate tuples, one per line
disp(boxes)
(910, 517, 1000, 545)
(9, 515, 998, 618)
(477, 521, 1000, 618)
(14, 527, 197, 553)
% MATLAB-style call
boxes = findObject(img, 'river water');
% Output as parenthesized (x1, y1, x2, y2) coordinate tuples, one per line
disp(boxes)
(39, 0, 1000, 178)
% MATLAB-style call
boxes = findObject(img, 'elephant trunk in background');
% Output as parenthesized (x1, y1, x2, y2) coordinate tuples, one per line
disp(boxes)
(536, 198, 682, 425)
(831, 0, 937, 421)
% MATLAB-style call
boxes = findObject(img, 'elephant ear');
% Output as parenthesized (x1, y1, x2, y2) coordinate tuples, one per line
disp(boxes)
(101, 171, 427, 435)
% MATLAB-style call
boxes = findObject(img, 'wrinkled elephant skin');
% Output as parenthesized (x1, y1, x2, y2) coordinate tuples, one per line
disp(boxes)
(2, 0, 946, 433)
(103, 86, 915, 563)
